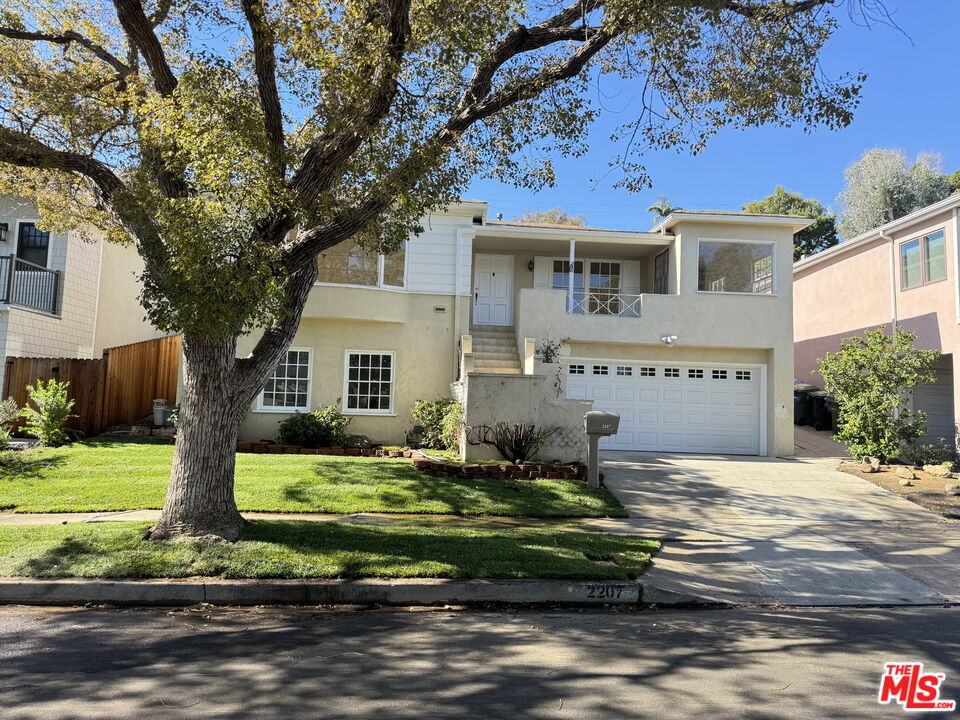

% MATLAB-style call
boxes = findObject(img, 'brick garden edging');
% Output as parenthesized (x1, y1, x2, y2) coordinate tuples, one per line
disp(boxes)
(234, 441, 588, 482)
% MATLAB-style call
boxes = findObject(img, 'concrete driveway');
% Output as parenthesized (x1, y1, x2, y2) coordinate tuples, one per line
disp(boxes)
(590, 452, 960, 606)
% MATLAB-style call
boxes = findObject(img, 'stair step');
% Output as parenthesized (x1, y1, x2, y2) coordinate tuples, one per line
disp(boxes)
(474, 351, 519, 361)
(472, 367, 523, 375)
(472, 343, 518, 353)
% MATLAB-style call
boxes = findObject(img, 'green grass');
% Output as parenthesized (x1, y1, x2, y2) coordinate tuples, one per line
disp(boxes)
(0, 438, 626, 518)
(0, 521, 659, 580)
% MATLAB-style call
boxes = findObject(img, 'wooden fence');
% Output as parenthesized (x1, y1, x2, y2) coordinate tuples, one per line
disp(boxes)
(3, 335, 181, 436)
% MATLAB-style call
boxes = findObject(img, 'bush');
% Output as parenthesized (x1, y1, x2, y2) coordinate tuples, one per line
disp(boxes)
(818, 328, 940, 463)
(440, 401, 463, 454)
(20, 379, 76, 446)
(466, 421, 559, 464)
(899, 439, 959, 470)
(277, 404, 350, 447)
(0, 397, 18, 446)
(412, 398, 458, 449)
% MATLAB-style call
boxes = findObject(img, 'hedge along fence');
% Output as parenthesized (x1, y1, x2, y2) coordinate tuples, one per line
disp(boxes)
(234, 441, 588, 482)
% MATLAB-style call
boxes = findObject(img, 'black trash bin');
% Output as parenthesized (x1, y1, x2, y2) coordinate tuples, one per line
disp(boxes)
(807, 390, 833, 431)
(824, 394, 839, 432)
(794, 382, 817, 426)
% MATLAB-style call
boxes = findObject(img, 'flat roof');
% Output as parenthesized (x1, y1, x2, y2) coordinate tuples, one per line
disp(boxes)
(651, 210, 814, 233)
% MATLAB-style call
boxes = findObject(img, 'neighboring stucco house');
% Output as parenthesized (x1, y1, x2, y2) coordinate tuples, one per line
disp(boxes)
(238, 204, 806, 461)
(0, 194, 165, 392)
(794, 194, 960, 443)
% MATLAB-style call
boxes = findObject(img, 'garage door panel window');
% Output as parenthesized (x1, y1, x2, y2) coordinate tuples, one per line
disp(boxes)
(345, 351, 395, 414)
(592, 365, 609, 376)
(258, 349, 312, 411)
(639, 366, 656, 377)
(901, 230, 946, 289)
(616, 366, 632, 376)
(568, 364, 585, 375)
(698, 240, 775, 294)
(664, 367, 680, 378)
(688, 369, 704, 379)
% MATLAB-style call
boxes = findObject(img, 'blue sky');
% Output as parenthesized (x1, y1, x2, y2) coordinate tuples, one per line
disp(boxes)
(465, 1, 960, 231)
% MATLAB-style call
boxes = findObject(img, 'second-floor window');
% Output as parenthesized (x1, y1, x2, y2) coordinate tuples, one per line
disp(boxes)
(17, 222, 50, 267)
(698, 240, 775, 295)
(317, 241, 405, 289)
(900, 230, 945, 289)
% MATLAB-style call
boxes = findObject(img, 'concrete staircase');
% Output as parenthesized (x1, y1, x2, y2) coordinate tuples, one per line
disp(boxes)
(469, 325, 522, 375)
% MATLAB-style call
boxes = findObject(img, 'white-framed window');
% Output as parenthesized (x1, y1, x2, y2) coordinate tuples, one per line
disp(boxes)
(900, 229, 946, 289)
(568, 364, 585, 375)
(616, 365, 632, 376)
(343, 351, 395, 415)
(688, 368, 704, 379)
(317, 241, 406, 289)
(257, 348, 312, 412)
(698, 239, 776, 295)
(592, 364, 609, 376)
(664, 367, 680, 378)
(712, 369, 728, 380)
(735, 370, 752, 381)
(639, 366, 656, 377)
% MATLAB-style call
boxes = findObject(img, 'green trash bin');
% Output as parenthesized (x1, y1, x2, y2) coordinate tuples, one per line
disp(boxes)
(794, 382, 817, 426)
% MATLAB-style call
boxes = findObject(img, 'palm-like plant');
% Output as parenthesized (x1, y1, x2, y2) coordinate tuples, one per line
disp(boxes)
(647, 195, 683, 220)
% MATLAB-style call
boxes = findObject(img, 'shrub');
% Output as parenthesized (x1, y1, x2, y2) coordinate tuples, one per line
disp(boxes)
(277, 404, 351, 447)
(0, 397, 18, 446)
(899, 439, 959, 470)
(466, 421, 559, 464)
(440, 401, 463, 454)
(537, 337, 562, 363)
(818, 328, 940, 463)
(20, 379, 76, 446)
(412, 398, 457, 449)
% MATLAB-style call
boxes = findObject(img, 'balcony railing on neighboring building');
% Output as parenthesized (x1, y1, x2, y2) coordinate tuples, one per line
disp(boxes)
(0, 255, 60, 314)
(567, 291, 642, 318)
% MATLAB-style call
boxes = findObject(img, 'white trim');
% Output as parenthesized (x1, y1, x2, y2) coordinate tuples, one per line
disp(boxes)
(255, 347, 314, 413)
(954, 208, 960, 325)
(697, 237, 777, 295)
(478, 223, 672, 245)
(564, 356, 765, 370)
(653, 212, 813, 234)
(794, 194, 960, 272)
(342, 349, 397, 416)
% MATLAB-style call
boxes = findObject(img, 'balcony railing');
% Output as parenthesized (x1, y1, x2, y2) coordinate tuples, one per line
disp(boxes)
(567, 291, 641, 318)
(0, 255, 60, 314)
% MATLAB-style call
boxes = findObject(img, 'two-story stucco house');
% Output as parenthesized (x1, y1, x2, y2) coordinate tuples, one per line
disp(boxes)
(238, 203, 807, 461)
(0, 195, 164, 392)
(794, 194, 960, 444)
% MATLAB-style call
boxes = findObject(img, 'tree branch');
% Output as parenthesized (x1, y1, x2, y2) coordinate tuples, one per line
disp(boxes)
(0, 125, 125, 198)
(0, 26, 133, 80)
(241, 0, 285, 175)
(719, 0, 834, 20)
(289, 0, 412, 210)
(113, 0, 177, 95)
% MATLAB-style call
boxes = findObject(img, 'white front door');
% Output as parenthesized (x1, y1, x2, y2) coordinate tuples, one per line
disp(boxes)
(473, 254, 513, 326)
(565, 361, 763, 455)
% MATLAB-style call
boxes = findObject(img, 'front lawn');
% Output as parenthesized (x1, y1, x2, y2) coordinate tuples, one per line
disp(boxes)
(0, 521, 659, 580)
(0, 438, 626, 518)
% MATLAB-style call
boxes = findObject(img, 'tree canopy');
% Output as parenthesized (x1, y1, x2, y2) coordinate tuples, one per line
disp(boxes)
(647, 195, 683, 221)
(513, 208, 585, 226)
(742, 185, 837, 260)
(836, 148, 952, 238)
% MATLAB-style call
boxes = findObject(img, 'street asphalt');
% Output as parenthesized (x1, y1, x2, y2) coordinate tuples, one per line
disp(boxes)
(1, 604, 958, 719)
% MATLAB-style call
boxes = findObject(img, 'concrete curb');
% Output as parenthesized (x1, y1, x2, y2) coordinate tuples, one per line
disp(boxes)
(0, 578, 648, 607)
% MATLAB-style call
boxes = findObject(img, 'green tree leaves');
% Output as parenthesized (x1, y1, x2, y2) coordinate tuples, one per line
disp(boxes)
(818, 328, 941, 463)
(742, 185, 837, 261)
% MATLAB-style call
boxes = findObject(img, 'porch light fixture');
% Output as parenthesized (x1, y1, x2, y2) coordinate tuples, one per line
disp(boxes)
(0, 223, 7, 242)
(661, 335, 678, 347)
(527, 258, 535, 272)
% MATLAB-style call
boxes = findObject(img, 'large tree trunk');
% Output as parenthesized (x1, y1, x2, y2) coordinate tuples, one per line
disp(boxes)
(147, 262, 319, 542)
(148, 337, 249, 542)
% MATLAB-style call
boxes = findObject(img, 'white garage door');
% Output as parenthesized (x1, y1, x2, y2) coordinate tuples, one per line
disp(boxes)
(564, 361, 762, 455)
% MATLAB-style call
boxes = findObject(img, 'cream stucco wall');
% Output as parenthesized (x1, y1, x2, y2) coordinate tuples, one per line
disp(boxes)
(93, 241, 166, 354)
(238, 291, 468, 444)
(508, 219, 796, 456)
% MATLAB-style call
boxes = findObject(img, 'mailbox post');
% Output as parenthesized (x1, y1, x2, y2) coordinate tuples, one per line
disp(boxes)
(583, 411, 620, 488)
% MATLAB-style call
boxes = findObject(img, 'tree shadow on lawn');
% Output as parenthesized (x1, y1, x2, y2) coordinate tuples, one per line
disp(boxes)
(281, 459, 618, 516)
(0, 453, 65, 481)
(238, 521, 657, 580)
